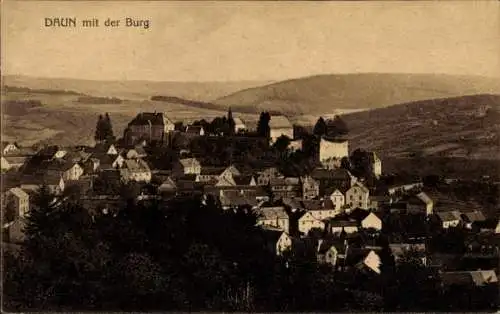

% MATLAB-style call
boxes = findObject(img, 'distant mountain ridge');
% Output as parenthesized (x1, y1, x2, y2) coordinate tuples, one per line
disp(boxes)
(342, 93, 500, 159)
(3, 75, 273, 102)
(214, 73, 500, 115)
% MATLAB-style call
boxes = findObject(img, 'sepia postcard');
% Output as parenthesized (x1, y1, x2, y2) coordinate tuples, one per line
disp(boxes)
(1, 1, 499, 312)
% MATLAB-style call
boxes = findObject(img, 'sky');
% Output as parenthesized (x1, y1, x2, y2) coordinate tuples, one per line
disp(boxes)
(2, 1, 499, 82)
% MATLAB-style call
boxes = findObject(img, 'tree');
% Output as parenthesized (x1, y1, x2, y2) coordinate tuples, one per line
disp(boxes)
(227, 107, 235, 136)
(103, 113, 114, 141)
(257, 112, 271, 138)
(328, 116, 349, 137)
(313, 117, 327, 137)
(94, 114, 106, 143)
(273, 135, 291, 154)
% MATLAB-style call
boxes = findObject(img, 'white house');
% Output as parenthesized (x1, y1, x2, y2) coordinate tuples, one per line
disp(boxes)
(2, 142, 19, 155)
(328, 189, 346, 211)
(298, 211, 326, 235)
(359, 250, 382, 274)
(173, 158, 202, 175)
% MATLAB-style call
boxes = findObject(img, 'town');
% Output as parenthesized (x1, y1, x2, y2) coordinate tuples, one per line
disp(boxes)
(2, 107, 499, 311)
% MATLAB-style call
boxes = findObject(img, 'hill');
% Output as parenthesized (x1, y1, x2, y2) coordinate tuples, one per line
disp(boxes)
(2, 75, 272, 102)
(214, 73, 500, 115)
(341, 94, 500, 160)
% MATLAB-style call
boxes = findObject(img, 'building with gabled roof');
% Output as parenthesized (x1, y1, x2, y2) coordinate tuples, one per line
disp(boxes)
(298, 211, 327, 235)
(436, 210, 462, 229)
(120, 159, 151, 183)
(173, 158, 201, 176)
(260, 227, 293, 256)
(345, 182, 370, 210)
(256, 206, 289, 233)
(125, 112, 175, 145)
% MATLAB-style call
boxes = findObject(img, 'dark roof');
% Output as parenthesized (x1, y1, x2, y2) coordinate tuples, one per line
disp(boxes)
(301, 200, 323, 211)
(43, 160, 81, 173)
(21, 174, 62, 186)
(200, 167, 225, 175)
(318, 238, 347, 255)
(128, 112, 171, 126)
(349, 208, 372, 222)
(185, 125, 204, 135)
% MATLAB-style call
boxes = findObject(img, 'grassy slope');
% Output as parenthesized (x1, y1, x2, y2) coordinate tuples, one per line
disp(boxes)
(342, 94, 500, 159)
(3, 75, 272, 102)
(214, 73, 500, 115)
(1, 90, 259, 146)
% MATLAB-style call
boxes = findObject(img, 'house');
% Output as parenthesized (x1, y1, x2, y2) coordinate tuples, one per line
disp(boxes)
(302, 200, 338, 221)
(345, 182, 370, 210)
(1, 156, 27, 171)
(44, 160, 85, 181)
(260, 228, 293, 256)
(317, 239, 348, 267)
(350, 249, 382, 274)
(437, 211, 462, 229)
(311, 168, 356, 196)
(269, 115, 294, 142)
(288, 139, 303, 152)
(4, 187, 30, 220)
(270, 177, 301, 199)
(301, 176, 320, 199)
(126, 146, 147, 159)
(93, 142, 119, 155)
(389, 243, 427, 266)
(196, 167, 225, 183)
(92, 153, 125, 170)
(298, 211, 326, 235)
(219, 193, 259, 210)
(349, 209, 382, 231)
(461, 210, 486, 229)
(233, 117, 246, 134)
(319, 137, 349, 163)
(185, 125, 205, 137)
(219, 165, 241, 181)
(256, 167, 284, 185)
(407, 192, 434, 215)
(2, 142, 19, 155)
(20, 174, 65, 195)
(496, 220, 500, 234)
(440, 270, 498, 287)
(327, 189, 346, 211)
(172, 158, 202, 175)
(256, 206, 289, 233)
(125, 112, 175, 144)
(327, 217, 359, 234)
(158, 177, 177, 194)
(120, 159, 152, 183)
